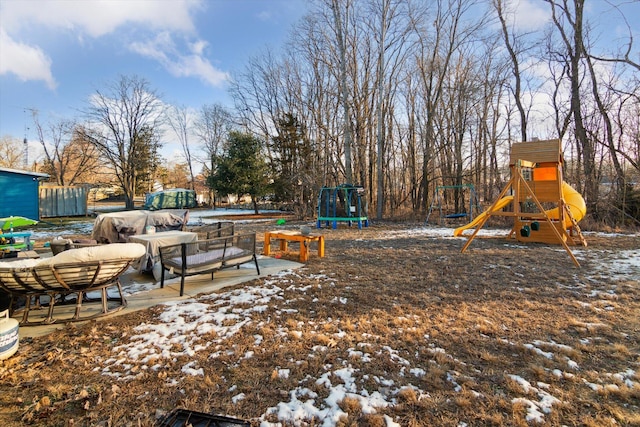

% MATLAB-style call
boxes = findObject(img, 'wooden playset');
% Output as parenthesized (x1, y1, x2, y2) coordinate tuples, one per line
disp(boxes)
(456, 139, 587, 266)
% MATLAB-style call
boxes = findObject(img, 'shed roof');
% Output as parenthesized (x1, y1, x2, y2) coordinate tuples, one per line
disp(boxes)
(0, 167, 49, 179)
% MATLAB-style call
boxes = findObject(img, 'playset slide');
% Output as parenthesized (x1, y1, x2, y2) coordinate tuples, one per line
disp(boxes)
(545, 182, 586, 227)
(453, 196, 513, 237)
(454, 182, 586, 237)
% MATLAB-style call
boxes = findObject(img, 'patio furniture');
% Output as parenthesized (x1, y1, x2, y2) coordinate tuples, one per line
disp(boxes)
(159, 233, 260, 296)
(189, 221, 235, 240)
(91, 209, 189, 243)
(263, 230, 325, 262)
(0, 243, 146, 325)
(205, 221, 235, 238)
(50, 238, 100, 255)
(128, 230, 199, 280)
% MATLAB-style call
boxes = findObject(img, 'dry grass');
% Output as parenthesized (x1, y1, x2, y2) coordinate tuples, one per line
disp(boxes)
(1, 220, 639, 426)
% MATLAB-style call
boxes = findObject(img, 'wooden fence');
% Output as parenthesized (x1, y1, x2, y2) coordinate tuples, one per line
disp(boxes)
(39, 186, 88, 218)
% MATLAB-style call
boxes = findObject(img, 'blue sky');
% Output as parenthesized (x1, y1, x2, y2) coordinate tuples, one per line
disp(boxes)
(0, 0, 309, 161)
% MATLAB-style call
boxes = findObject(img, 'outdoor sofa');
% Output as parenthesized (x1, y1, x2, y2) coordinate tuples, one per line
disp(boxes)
(159, 233, 260, 297)
(91, 209, 189, 243)
(0, 243, 145, 325)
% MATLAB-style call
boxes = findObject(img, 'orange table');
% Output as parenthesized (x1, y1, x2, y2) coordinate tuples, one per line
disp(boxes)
(263, 230, 325, 262)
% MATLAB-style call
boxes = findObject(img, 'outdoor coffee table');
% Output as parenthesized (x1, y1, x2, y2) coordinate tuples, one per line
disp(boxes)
(263, 230, 325, 262)
(128, 230, 198, 279)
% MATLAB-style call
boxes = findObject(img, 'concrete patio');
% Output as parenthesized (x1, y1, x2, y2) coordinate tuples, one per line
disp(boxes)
(17, 255, 303, 338)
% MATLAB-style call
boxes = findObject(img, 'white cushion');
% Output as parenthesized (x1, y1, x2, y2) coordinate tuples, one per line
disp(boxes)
(37, 243, 146, 267)
(0, 259, 41, 270)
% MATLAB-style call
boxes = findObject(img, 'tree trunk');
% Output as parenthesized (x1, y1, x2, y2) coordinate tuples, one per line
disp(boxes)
(331, 0, 354, 184)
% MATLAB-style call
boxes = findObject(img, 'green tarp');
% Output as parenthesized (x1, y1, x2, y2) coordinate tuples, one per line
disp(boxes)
(144, 189, 196, 211)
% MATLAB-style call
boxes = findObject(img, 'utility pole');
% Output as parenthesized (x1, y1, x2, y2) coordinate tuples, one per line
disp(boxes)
(23, 108, 37, 170)
(23, 137, 28, 169)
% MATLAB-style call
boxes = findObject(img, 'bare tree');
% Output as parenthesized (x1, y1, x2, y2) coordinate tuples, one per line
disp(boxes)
(194, 103, 231, 207)
(472, 36, 511, 202)
(586, 0, 640, 74)
(0, 136, 26, 169)
(81, 75, 164, 210)
(167, 105, 195, 190)
(195, 104, 230, 165)
(367, 0, 415, 218)
(582, 2, 640, 180)
(32, 114, 101, 186)
(329, 0, 354, 184)
(413, 0, 485, 212)
(545, 0, 598, 216)
(288, 12, 344, 188)
(584, 54, 626, 192)
(493, 0, 530, 142)
(219, 0, 638, 225)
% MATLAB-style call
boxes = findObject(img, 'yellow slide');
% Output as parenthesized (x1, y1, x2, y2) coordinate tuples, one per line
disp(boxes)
(546, 182, 587, 227)
(454, 182, 586, 237)
(453, 196, 513, 237)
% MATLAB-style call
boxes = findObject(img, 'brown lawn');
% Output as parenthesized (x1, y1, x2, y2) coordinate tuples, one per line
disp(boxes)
(1, 219, 639, 426)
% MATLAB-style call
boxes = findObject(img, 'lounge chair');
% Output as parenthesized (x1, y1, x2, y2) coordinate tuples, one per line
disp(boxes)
(0, 243, 145, 326)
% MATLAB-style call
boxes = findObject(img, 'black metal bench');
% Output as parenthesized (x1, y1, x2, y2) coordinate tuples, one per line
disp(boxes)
(159, 233, 260, 296)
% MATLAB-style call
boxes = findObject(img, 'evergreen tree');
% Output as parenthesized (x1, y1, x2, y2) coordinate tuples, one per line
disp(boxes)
(209, 131, 271, 214)
(133, 125, 162, 195)
(270, 113, 316, 219)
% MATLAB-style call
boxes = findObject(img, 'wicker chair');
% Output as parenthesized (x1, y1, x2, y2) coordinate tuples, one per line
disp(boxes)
(0, 243, 145, 325)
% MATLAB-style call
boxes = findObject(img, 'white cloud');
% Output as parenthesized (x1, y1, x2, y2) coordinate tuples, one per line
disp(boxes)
(190, 40, 208, 56)
(130, 33, 229, 87)
(0, 0, 205, 87)
(0, 29, 56, 89)
(256, 10, 273, 22)
(0, 0, 201, 37)
(130, 32, 175, 62)
(507, 0, 551, 32)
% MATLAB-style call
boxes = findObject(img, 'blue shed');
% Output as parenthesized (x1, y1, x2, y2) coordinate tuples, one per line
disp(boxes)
(0, 167, 49, 220)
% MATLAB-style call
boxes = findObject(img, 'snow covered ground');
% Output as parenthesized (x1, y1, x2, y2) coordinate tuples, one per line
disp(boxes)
(83, 223, 639, 426)
(17, 211, 640, 425)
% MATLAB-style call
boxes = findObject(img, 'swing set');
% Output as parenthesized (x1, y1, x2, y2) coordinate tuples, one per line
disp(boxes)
(426, 183, 481, 225)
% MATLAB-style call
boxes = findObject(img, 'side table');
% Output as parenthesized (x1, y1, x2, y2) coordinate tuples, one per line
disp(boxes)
(263, 231, 325, 262)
